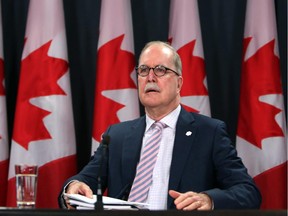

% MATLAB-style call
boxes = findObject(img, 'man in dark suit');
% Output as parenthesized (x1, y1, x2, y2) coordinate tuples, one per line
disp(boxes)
(59, 41, 261, 210)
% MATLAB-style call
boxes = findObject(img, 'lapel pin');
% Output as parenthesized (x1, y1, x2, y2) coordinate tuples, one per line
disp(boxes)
(186, 131, 192, 136)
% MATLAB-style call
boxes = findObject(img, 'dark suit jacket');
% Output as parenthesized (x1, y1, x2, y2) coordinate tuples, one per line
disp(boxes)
(59, 107, 261, 209)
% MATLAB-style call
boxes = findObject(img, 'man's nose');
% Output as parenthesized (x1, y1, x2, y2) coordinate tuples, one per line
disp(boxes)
(147, 68, 156, 80)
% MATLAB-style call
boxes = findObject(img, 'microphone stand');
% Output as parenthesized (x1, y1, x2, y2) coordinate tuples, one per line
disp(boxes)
(95, 176, 103, 211)
(94, 135, 110, 212)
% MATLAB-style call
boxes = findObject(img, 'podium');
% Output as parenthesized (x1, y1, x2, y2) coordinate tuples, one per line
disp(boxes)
(0, 209, 286, 216)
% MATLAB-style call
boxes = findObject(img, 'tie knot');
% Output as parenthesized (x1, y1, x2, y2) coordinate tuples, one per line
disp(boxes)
(154, 121, 165, 130)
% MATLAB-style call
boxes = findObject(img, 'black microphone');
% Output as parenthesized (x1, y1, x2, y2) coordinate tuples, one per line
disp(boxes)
(95, 135, 110, 212)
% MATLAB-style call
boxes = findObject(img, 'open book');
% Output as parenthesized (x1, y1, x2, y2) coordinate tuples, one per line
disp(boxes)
(64, 193, 149, 210)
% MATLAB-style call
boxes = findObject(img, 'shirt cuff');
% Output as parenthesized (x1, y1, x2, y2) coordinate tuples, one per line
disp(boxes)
(60, 180, 80, 209)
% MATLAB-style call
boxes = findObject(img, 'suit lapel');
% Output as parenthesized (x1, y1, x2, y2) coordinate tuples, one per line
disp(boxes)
(168, 108, 197, 207)
(121, 117, 146, 186)
(119, 109, 198, 208)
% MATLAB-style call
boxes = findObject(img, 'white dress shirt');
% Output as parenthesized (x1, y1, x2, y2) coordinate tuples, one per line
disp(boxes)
(143, 105, 181, 210)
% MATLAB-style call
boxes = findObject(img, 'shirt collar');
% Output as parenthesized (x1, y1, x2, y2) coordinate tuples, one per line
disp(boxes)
(145, 105, 181, 132)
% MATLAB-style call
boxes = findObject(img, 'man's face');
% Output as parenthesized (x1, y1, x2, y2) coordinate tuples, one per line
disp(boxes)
(137, 44, 183, 111)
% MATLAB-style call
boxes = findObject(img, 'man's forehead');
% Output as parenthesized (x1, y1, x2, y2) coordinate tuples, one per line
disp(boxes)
(140, 45, 172, 62)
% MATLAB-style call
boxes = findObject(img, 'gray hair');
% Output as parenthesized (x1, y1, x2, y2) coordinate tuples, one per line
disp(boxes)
(139, 41, 182, 76)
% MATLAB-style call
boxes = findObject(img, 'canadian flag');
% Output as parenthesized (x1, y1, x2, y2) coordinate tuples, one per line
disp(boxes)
(0, 1, 9, 206)
(91, 0, 139, 153)
(6, 0, 77, 208)
(236, 0, 287, 209)
(168, 0, 210, 116)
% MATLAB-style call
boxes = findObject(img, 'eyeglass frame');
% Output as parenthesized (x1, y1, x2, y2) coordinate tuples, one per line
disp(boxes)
(136, 65, 180, 77)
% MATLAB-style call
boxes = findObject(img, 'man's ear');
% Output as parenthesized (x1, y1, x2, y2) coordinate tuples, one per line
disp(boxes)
(177, 76, 183, 91)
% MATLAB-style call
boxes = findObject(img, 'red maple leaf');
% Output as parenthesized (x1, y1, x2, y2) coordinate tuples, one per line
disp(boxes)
(0, 58, 4, 95)
(13, 40, 68, 150)
(93, 35, 136, 141)
(169, 39, 208, 113)
(237, 38, 284, 149)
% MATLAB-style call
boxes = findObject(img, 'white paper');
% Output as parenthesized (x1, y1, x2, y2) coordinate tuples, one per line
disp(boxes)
(76, 205, 138, 210)
(64, 193, 149, 210)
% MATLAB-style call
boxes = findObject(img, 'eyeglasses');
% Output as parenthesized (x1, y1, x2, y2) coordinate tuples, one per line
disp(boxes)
(136, 65, 179, 77)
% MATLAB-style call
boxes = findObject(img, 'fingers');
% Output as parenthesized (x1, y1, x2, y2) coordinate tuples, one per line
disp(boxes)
(169, 190, 212, 211)
(66, 181, 93, 198)
(64, 181, 93, 209)
(169, 190, 181, 199)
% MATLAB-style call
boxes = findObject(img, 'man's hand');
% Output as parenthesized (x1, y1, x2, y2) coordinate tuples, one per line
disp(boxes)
(64, 181, 93, 209)
(169, 190, 212, 210)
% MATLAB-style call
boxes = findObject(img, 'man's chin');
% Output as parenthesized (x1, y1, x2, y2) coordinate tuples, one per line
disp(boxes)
(141, 101, 161, 109)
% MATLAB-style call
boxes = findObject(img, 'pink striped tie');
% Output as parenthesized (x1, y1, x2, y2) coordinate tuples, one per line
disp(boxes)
(128, 121, 165, 203)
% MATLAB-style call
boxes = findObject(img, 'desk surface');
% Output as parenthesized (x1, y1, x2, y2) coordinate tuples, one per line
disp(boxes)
(0, 209, 286, 216)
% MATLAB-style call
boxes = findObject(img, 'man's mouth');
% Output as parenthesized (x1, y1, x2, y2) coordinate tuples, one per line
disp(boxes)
(145, 88, 159, 93)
